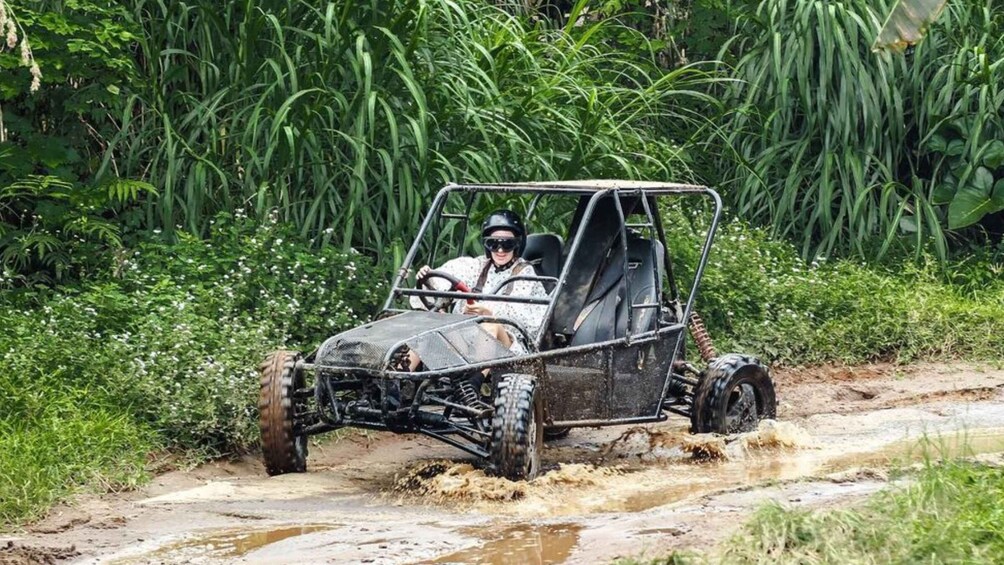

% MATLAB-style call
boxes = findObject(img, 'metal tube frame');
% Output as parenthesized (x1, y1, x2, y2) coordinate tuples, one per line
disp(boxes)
(333, 182, 722, 446)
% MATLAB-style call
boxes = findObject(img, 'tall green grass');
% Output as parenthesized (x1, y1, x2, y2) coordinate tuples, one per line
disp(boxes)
(722, 459, 1004, 563)
(721, 0, 1004, 260)
(106, 0, 716, 261)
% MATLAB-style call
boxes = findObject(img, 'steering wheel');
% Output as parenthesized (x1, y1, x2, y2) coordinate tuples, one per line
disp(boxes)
(416, 270, 474, 312)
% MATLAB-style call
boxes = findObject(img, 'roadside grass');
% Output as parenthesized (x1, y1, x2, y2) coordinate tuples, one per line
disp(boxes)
(618, 444, 1004, 565)
(0, 213, 382, 529)
(669, 216, 1004, 365)
(0, 413, 150, 526)
(720, 458, 1004, 564)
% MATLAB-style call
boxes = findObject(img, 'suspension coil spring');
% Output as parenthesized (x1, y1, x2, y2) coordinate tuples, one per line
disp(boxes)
(688, 311, 717, 362)
(455, 379, 481, 408)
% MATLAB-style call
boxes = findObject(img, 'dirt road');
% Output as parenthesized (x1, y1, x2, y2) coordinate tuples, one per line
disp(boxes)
(4, 363, 1004, 564)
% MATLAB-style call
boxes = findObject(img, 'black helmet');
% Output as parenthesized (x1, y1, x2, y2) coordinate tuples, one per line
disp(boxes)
(481, 209, 526, 256)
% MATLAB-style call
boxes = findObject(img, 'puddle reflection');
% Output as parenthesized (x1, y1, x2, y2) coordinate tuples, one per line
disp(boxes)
(427, 523, 581, 565)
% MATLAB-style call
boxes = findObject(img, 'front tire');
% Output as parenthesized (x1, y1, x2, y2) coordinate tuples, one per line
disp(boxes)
(259, 350, 308, 475)
(489, 374, 543, 480)
(691, 354, 776, 434)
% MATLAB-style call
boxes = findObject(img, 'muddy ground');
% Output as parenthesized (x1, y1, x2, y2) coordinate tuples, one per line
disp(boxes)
(3, 363, 1004, 564)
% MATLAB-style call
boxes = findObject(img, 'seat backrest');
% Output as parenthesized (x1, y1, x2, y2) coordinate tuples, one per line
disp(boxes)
(522, 233, 563, 292)
(568, 237, 664, 346)
(549, 196, 631, 336)
(617, 238, 665, 335)
(568, 243, 627, 346)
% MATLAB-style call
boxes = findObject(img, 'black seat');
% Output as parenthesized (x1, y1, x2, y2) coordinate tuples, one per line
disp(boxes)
(522, 233, 563, 292)
(569, 237, 663, 346)
(618, 238, 664, 335)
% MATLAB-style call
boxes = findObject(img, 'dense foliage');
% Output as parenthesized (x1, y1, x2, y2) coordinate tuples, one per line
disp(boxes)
(722, 0, 1004, 260)
(2, 0, 1004, 530)
(116, 0, 713, 258)
(670, 217, 1004, 363)
(0, 212, 381, 524)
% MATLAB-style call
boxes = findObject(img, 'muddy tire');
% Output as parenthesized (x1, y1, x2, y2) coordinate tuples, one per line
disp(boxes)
(259, 350, 308, 476)
(691, 354, 776, 434)
(544, 427, 571, 441)
(489, 374, 543, 480)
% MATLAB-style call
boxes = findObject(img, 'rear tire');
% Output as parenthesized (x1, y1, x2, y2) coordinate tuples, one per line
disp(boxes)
(489, 374, 543, 480)
(691, 354, 776, 434)
(259, 350, 308, 475)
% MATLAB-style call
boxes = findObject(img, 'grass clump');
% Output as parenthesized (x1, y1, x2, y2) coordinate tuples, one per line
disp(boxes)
(722, 460, 1004, 563)
(0, 413, 150, 526)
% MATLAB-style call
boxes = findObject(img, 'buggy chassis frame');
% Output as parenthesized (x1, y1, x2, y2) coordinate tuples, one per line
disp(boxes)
(292, 182, 723, 459)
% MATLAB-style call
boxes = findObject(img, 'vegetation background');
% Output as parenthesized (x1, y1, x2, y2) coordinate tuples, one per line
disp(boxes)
(1, 0, 1002, 556)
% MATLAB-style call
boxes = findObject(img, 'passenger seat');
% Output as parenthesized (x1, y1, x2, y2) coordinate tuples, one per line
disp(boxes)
(569, 237, 663, 346)
(522, 233, 563, 292)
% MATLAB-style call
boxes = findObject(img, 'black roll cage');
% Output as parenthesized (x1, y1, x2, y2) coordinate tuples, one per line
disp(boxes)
(382, 182, 723, 364)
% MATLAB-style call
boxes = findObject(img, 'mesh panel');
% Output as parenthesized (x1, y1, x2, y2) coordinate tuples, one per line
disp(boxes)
(315, 310, 513, 371)
(406, 324, 514, 370)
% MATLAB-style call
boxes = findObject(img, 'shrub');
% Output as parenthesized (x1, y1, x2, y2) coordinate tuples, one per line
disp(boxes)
(0, 213, 383, 526)
(666, 207, 1004, 365)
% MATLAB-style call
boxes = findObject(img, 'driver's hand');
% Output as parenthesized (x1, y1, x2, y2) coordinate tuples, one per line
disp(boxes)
(463, 303, 493, 317)
(416, 265, 432, 281)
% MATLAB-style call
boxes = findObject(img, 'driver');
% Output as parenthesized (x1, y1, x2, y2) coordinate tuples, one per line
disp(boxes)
(413, 209, 548, 354)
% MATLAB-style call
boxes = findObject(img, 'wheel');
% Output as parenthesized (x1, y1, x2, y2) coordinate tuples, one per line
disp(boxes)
(690, 354, 776, 434)
(259, 350, 308, 475)
(489, 374, 543, 480)
(544, 427, 571, 441)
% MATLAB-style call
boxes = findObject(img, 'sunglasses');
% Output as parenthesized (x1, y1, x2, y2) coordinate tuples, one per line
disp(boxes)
(483, 237, 518, 253)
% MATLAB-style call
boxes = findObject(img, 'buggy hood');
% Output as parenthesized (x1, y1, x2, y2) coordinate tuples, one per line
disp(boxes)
(314, 310, 515, 371)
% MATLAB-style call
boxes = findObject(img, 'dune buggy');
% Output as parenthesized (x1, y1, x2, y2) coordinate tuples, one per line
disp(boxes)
(259, 181, 777, 480)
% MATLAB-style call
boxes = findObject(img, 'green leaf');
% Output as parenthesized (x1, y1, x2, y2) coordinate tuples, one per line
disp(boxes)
(946, 139, 966, 157)
(872, 0, 949, 52)
(983, 140, 1004, 169)
(931, 182, 955, 205)
(899, 215, 918, 233)
(973, 167, 994, 193)
(106, 84, 120, 95)
(927, 134, 947, 153)
(948, 169, 1004, 229)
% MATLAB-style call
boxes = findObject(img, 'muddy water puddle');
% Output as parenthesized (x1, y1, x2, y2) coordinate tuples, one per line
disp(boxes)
(125, 524, 335, 562)
(426, 524, 581, 565)
(98, 427, 1004, 564)
(393, 423, 1004, 517)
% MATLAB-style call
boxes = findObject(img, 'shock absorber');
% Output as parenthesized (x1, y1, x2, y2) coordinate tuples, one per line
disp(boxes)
(688, 311, 717, 363)
(455, 378, 481, 408)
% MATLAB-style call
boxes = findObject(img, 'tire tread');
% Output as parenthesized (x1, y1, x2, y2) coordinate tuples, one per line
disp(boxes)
(259, 350, 307, 476)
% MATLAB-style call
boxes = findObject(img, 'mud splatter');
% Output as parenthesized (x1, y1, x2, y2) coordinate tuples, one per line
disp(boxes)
(738, 420, 815, 451)
(681, 434, 728, 459)
(533, 463, 620, 487)
(393, 461, 622, 505)
(605, 420, 814, 462)
(601, 426, 690, 461)
(395, 462, 528, 502)
(0, 541, 79, 565)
